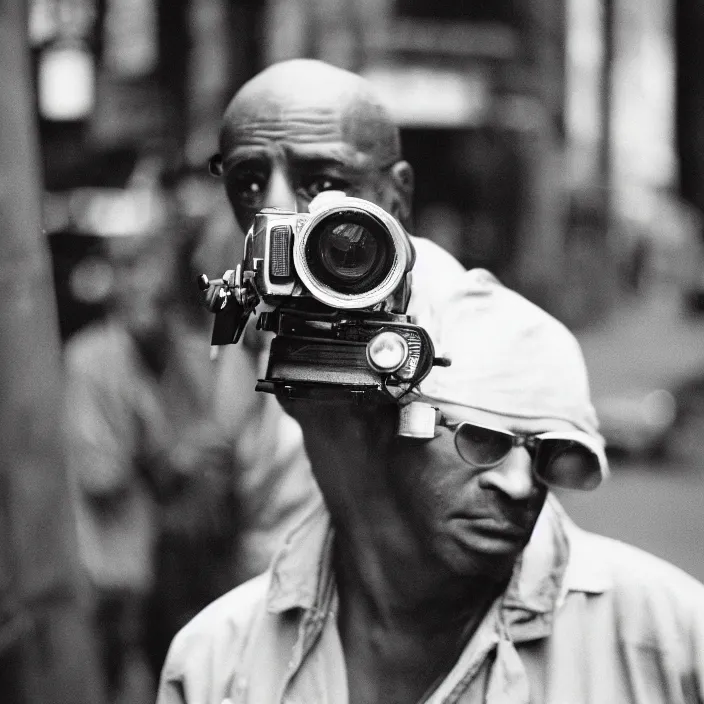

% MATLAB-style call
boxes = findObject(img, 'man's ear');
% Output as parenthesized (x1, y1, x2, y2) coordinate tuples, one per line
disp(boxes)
(389, 161, 414, 230)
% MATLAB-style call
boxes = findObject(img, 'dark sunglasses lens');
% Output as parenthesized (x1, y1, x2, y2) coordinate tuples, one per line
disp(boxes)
(535, 440, 601, 490)
(455, 424, 513, 466)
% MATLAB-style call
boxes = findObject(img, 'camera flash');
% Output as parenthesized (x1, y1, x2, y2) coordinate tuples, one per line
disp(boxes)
(366, 331, 409, 373)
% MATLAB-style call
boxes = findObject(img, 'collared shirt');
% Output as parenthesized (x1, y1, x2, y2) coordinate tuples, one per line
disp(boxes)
(157, 495, 704, 703)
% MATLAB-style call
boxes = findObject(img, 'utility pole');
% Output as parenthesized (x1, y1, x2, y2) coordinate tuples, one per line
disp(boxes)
(0, 0, 105, 702)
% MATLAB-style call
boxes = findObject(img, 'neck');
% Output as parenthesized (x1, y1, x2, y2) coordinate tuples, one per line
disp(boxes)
(326, 482, 503, 636)
(329, 493, 505, 704)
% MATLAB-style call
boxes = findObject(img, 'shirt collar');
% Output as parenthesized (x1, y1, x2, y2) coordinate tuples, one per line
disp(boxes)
(266, 496, 332, 613)
(501, 494, 612, 642)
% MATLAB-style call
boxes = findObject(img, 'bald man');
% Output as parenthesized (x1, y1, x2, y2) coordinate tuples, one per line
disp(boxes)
(219, 59, 409, 229)
(207, 59, 465, 584)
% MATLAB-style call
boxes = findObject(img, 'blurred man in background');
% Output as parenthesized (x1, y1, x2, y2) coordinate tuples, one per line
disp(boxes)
(205, 58, 466, 584)
(160, 269, 704, 704)
(63, 185, 239, 702)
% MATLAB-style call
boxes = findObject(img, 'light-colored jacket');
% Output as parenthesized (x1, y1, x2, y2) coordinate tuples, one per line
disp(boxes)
(157, 495, 704, 703)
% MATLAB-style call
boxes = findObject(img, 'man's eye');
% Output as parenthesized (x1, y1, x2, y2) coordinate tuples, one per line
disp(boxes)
(300, 176, 349, 199)
(230, 172, 267, 204)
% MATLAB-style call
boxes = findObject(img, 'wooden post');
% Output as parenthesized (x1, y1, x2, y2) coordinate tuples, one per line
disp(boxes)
(0, 0, 105, 702)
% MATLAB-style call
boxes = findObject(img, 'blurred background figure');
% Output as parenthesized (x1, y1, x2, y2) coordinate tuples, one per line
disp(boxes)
(61, 150, 239, 703)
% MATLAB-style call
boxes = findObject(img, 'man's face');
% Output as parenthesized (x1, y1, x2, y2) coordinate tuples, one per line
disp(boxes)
(219, 82, 405, 233)
(283, 396, 546, 582)
(389, 408, 548, 582)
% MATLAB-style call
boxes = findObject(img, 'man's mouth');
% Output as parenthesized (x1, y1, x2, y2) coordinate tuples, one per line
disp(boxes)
(449, 514, 529, 540)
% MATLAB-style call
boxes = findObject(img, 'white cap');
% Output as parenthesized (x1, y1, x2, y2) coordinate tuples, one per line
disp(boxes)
(412, 269, 604, 444)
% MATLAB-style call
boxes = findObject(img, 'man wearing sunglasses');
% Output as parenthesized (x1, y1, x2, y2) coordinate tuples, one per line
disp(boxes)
(159, 269, 704, 703)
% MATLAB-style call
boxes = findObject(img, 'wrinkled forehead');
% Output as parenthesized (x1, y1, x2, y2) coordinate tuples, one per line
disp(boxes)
(220, 71, 401, 164)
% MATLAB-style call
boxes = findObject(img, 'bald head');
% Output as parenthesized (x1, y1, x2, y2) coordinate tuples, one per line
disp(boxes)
(216, 60, 413, 232)
(221, 59, 401, 167)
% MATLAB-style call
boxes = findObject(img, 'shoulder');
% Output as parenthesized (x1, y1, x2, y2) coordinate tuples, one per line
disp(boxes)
(409, 235, 465, 287)
(159, 573, 270, 702)
(164, 572, 270, 665)
(406, 236, 465, 326)
(577, 527, 704, 596)
(567, 524, 704, 643)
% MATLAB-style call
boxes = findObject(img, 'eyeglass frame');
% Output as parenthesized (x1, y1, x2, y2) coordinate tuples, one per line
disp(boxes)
(436, 414, 607, 491)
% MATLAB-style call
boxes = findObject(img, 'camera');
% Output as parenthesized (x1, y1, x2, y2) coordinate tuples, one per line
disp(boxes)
(198, 193, 444, 403)
(242, 193, 415, 311)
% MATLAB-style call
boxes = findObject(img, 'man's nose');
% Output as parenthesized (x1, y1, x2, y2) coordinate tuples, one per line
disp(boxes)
(477, 447, 536, 500)
(265, 166, 307, 213)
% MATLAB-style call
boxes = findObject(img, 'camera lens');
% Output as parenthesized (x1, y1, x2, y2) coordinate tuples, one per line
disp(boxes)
(318, 222, 378, 281)
(306, 210, 391, 294)
(293, 197, 412, 309)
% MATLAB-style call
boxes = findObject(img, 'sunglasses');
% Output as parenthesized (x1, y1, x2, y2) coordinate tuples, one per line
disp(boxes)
(437, 416, 606, 491)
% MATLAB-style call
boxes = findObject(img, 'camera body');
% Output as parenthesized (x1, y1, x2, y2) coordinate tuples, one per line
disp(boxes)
(246, 194, 415, 311)
(201, 193, 441, 402)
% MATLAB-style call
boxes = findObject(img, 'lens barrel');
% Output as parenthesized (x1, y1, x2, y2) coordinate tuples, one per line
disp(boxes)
(293, 196, 412, 309)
